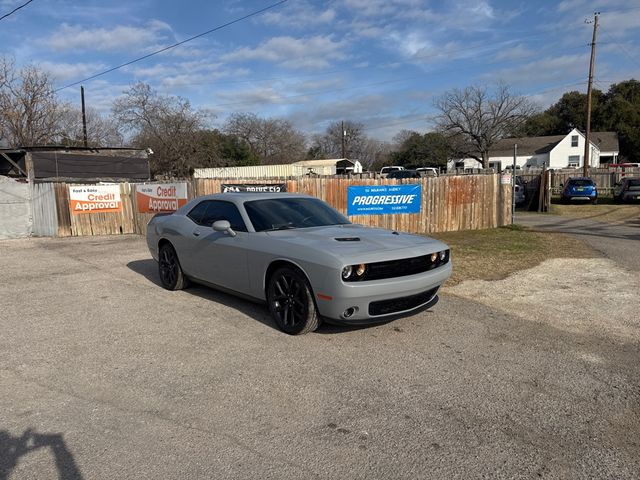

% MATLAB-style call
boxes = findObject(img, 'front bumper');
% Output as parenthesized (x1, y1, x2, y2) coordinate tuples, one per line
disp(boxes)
(314, 262, 452, 323)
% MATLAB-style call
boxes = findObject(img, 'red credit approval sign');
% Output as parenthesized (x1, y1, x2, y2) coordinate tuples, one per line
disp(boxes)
(135, 183, 188, 213)
(69, 185, 122, 214)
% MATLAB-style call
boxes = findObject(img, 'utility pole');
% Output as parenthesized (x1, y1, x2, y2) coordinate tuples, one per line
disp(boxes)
(81, 86, 88, 148)
(583, 12, 599, 178)
(341, 120, 346, 158)
(511, 143, 517, 224)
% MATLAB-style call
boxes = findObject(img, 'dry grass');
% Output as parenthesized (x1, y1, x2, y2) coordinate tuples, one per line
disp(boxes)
(550, 201, 640, 224)
(431, 225, 598, 286)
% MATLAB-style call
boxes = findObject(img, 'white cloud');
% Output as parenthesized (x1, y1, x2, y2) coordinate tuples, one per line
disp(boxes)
(221, 36, 348, 69)
(261, 2, 337, 28)
(486, 54, 589, 86)
(38, 61, 107, 83)
(47, 22, 171, 52)
(493, 45, 536, 62)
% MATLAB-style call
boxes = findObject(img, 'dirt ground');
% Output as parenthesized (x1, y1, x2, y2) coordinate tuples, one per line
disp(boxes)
(1, 234, 639, 479)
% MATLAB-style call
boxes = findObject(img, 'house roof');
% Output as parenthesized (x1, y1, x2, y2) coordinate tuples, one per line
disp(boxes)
(490, 131, 619, 157)
(590, 132, 619, 152)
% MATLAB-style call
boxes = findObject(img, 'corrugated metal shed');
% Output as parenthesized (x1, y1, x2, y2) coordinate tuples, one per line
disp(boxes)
(193, 158, 362, 179)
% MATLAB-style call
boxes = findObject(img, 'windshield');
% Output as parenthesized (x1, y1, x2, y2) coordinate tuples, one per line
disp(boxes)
(244, 197, 351, 232)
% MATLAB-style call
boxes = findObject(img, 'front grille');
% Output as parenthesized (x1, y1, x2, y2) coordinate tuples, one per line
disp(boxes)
(345, 250, 450, 282)
(368, 287, 439, 316)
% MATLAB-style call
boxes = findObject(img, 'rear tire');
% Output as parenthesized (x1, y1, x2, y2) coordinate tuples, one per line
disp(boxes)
(267, 266, 320, 335)
(158, 243, 188, 290)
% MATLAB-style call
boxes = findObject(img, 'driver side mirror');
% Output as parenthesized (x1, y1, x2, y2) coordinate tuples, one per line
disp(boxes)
(212, 220, 236, 237)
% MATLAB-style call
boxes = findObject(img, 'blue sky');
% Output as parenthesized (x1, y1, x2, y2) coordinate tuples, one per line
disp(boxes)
(1, 0, 639, 140)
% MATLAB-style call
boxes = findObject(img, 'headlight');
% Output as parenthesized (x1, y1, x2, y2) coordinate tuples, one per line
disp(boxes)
(430, 252, 438, 262)
(341, 265, 353, 279)
(342, 264, 367, 281)
(439, 250, 447, 261)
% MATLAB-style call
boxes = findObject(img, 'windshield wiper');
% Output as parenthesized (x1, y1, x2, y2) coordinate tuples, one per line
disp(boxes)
(266, 223, 296, 231)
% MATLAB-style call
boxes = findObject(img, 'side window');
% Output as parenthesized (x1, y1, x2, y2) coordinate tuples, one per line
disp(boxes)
(571, 135, 579, 147)
(201, 201, 247, 232)
(187, 201, 210, 225)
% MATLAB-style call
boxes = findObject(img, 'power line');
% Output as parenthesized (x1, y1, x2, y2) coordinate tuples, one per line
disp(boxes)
(600, 31, 640, 69)
(54, 0, 289, 92)
(0, 0, 34, 21)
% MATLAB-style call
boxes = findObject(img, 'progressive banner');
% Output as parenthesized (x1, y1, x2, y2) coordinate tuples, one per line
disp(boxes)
(347, 184, 422, 215)
(135, 183, 188, 213)
(69, 185, 122, 215)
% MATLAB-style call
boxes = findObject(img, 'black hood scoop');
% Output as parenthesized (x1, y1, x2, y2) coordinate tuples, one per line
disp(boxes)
(334, 237, 361, 242)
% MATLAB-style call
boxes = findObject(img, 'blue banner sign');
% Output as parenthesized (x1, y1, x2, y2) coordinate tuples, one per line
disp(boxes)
(347, 184, 422, 216)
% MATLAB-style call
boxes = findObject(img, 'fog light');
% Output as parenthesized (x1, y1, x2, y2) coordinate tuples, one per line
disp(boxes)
(341, 265, 353, 279)
(343, 307, 358, 318)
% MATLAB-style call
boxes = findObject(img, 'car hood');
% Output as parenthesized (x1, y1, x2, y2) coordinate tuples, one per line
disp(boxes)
(264, 224, 448, 262)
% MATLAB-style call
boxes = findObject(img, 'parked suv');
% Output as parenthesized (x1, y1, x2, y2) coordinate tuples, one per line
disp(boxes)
(387, 169, 421, 179)
(514, 176, 526, 205)
(560, 177, 598, 205)
(613, 177, 640, 203)
(380, 166, 405, 176)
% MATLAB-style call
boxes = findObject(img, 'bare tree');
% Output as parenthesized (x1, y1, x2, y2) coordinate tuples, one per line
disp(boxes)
(112, 83, 210, 176)
(224, 112, 306, 164)
(0, 56, 61, 146)
(57, 106, 123, 147)
(308, 120, 368, 159)
(434, 83, 537, 168)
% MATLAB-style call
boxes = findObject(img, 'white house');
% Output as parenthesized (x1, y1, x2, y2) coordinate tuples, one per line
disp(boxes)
(449, 129, 619, 171)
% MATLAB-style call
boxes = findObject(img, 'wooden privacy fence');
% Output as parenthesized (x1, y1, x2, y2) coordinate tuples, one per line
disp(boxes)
(31, 174, 512, 237)
(521, 167, 640, 196)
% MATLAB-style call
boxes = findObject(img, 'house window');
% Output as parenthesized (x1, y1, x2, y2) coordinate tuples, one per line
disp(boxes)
(571, 135, 579, 147)
(568, 155, 580, 168)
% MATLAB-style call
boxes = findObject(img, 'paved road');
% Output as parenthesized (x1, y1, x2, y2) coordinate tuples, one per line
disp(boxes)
(516, 212, 640, 271)
(1, 236, 638, 479)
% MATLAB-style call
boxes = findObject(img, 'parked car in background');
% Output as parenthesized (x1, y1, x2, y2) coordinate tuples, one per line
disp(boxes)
(415, 167, 439, 176)
(147, 193, 452, 335)
(514, 176, 526, 205)
(380, 166, 405, 177)
(560, 177, 598, 205)
(387, 169, 422, 179)
(613, 177, 640, 203)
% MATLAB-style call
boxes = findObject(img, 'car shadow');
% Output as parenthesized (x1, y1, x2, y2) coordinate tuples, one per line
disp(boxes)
(127, 258, 389, 335)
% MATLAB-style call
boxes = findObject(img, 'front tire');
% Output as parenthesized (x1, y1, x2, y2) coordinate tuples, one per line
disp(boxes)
(158, 243, 188, 290)
(591, 198, 598, 205)
(267, 266, 320, 335)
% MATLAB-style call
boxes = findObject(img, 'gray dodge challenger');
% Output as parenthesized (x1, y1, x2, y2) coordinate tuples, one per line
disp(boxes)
(146, 193, 452, 335)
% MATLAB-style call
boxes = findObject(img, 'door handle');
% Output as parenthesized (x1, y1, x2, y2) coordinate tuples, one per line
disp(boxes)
(193, 230, 201, 237)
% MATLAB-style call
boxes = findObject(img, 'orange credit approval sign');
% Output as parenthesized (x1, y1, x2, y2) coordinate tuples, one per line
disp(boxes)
(69, 185, 122, 214)
(135, 183, 188, 213)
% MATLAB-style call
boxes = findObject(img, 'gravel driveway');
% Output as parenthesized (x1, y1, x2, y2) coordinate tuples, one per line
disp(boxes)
(1, 235, 638, 479)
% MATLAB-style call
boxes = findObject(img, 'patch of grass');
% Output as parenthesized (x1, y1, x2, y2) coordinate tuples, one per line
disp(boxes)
(550, 200, 640, 223)
(432, 225, 598, 286)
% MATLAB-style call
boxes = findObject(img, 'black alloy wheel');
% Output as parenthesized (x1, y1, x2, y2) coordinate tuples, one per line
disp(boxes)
(267, 266, 320, 335)
(158, 243, 188, 290)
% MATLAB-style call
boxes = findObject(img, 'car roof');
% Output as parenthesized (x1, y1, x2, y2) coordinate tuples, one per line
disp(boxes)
(175, 192, 316, 214)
